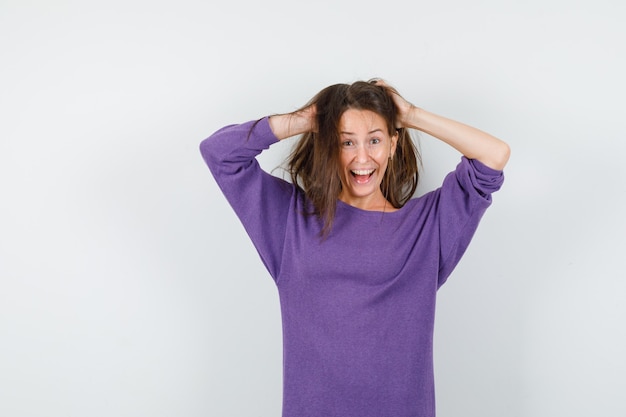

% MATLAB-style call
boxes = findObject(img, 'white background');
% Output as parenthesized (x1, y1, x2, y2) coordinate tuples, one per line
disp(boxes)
(1, 0, 625, 416)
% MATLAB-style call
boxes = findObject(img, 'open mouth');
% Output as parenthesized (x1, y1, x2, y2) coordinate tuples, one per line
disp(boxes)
(350, 169, 375, 184)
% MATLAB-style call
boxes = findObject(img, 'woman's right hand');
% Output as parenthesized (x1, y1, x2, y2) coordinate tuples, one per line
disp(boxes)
(269, 105, 317, 140)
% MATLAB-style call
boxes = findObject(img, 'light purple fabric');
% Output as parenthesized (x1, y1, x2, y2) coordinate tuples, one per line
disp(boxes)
(200, 117, 504, 417)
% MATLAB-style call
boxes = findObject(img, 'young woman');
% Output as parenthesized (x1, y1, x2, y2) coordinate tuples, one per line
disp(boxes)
(200, 80, 510, 417)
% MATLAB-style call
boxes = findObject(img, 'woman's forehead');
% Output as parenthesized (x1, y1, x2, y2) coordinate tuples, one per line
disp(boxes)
(339, 109, 387, 133)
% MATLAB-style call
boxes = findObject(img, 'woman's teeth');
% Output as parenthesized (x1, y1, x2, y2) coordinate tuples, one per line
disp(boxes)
(351, 169, 375, 176)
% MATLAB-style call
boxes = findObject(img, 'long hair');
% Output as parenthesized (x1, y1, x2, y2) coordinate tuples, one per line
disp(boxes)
(287, 80, 420, 236)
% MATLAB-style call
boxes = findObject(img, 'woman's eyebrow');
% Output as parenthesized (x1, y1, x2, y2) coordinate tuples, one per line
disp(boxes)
(340, 128, 383, 135)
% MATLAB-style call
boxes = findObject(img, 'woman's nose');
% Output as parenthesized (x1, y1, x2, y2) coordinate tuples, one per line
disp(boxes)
(355, 144, 370, 162)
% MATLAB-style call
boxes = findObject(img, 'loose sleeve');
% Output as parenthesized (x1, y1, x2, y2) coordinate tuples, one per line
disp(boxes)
(199, 117, 294, 280)
(436, 157, 505, 287)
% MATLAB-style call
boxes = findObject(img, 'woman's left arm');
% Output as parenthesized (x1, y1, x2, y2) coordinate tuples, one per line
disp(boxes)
(403, 107, 510, 170)
(377, 80, 511, 170)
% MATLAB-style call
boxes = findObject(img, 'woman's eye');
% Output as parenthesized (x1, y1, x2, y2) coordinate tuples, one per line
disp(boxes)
(370, 138, 381, 145)
(342, 140, 354, 147)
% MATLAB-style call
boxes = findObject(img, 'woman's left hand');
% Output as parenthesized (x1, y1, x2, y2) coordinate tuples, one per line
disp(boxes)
(372, 78, 510, 170)
(372, 79, 416, 129)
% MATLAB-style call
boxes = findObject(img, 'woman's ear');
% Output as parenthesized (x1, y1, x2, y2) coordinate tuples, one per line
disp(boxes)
(390, 130, 399, 160)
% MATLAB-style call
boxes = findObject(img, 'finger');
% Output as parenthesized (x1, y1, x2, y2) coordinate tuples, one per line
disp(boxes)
(370, 78, 388, 87)
(375, 79, 402, 99)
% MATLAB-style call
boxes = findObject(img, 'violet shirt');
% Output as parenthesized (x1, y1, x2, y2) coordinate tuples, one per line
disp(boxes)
(200, 117, 504, 417)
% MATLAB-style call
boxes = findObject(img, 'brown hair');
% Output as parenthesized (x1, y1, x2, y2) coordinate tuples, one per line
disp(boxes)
(287, 80, 420, 236)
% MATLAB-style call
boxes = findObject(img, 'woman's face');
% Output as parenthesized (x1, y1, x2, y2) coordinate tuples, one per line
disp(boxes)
(337, 108, 398, 211)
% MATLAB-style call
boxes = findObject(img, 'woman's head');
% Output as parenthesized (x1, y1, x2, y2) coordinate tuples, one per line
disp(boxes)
(337, 107, 398, 210)
(287, 80, 420, 235)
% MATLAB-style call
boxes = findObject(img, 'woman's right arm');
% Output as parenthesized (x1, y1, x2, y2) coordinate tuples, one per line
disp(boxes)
(199, 118, 297, 280)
